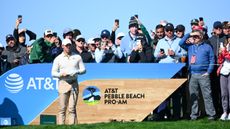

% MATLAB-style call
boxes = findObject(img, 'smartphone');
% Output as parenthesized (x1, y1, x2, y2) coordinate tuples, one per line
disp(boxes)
(101, 41, 107, 47)
(115, 19, 119, 27)
(136, 39, 141, 45)
(160, 48, 165, 53)
(18, 15, 22, 23)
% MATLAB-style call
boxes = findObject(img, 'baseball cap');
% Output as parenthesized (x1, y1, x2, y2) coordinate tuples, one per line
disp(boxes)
(191, 19, 199, 25)
(165, 23, 174, 31)
(101, 29, 110, 39)
(87, 38, 95, 44)
(73, 29, 81, 38)
(5, 34, 15, 41)
(62, 39, 72, 46)
(63, 28, 73, 35)
(93, 36, 101, 42)
(175, 24, 185, 32)
(76, 35, 85, 42)
(213, 21, 223, 29)
(44, 29, 53, 36)
(116, 32, 125, 39)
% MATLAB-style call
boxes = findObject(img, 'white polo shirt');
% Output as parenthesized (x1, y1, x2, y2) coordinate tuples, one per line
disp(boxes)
(51, 52, 86, 80)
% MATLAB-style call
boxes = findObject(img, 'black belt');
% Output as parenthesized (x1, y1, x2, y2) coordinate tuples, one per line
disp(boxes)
(66, 79, 76, 84)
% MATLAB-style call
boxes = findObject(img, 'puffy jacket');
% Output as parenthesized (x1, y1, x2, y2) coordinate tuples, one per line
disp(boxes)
(30, 38, 54, 63)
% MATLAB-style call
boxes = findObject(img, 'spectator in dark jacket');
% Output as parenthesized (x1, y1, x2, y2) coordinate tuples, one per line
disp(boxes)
(0, 43, 10, 75)
(208, 21, 226, 116)
(73, 35, 95, 63)
(129, 34, 153, 63)
(2, 34, 26, 69)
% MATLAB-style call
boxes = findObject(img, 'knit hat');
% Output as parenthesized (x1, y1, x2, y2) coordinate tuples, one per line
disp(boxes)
(129, 16, 138, 28)
(213, 21, 223, 29)
(76, 35, 85, 42)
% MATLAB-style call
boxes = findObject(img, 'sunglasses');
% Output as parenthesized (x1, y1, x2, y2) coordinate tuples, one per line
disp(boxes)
(46, 34, 53, 38)
(214, 27, 223, 30)
(191, 35, 200, 39)
(176, 30, 183, 33)
(165, 29, 173, 32)
(101, 35, 109, 39)
(77, 39, 85, 42)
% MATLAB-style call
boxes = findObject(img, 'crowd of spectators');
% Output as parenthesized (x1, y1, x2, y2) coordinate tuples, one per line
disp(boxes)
(0, 15, 229, 121)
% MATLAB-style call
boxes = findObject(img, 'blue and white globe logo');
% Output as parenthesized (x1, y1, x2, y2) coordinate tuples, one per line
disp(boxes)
(5, 73, 24, 93)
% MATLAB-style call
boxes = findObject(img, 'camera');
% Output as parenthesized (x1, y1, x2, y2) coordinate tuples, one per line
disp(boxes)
(100, 41, 108, 47)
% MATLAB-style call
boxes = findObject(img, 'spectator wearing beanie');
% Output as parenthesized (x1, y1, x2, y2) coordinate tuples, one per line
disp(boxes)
(120, 16, 139, 62)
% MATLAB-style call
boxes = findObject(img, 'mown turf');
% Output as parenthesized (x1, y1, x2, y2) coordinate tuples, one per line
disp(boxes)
(1, 119, 230, 129)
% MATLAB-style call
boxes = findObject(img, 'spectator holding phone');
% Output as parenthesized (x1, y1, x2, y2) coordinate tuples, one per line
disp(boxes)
(95, 30, 122, 63)
(218, 36, 230, 120)
(13, 15, 36, 47)
(129, 33, 153, 63)
(154, 23, 185, 63)
(73, 35, 95, 63)
(110, 19, 120, 44)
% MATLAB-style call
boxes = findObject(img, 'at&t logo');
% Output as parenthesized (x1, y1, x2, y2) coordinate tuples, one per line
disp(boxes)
(4, 73, 24, 93)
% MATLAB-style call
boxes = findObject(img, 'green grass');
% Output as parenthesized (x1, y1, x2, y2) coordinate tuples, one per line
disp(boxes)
(1, 119, 230, 129)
